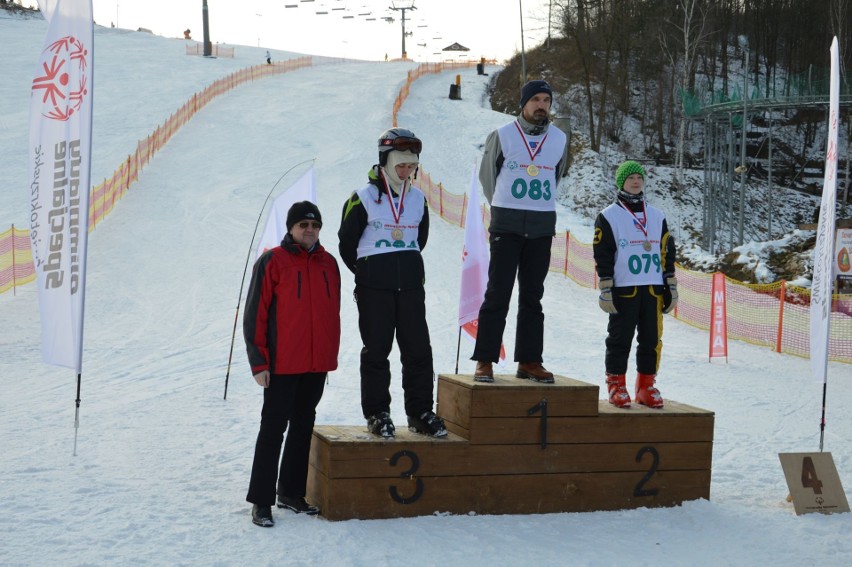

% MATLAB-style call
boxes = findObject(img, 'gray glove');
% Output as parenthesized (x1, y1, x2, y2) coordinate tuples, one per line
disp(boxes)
(663, 276, 678, 314)
(598, 279, 618, 314)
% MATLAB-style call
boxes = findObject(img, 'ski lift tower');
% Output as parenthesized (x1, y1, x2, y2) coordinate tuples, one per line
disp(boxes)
(389, 1, 416, 60)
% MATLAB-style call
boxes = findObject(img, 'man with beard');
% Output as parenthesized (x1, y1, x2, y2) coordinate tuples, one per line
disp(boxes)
(472, 80, 570, 384)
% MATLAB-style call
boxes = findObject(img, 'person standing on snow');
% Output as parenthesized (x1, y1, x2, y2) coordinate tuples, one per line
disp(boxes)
(593, 160, 678, 409)
(337, 128, 447, 440)
(243, 201, 341, 527)
(265, 50, 271, 64)
(472, 80, 570, 384)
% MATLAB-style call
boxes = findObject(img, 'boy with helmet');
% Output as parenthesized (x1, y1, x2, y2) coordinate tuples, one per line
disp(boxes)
(338, 128, 447, 439)
(472, 79, 570, 384)
(592, 160, 678, 409)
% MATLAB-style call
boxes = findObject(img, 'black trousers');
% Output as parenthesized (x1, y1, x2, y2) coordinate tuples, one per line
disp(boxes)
(472, 233, 552, 363)
(246, 372, 326, 506)
(355, 285, 434, 419)
(605, 285, 664, 375)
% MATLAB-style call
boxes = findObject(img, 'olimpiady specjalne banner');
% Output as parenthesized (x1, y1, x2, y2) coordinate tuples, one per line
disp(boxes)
(28, 0, 93, 371)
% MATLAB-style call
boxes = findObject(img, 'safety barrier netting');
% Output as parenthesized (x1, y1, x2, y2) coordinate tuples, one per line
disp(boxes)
(0, 226, 35, 295)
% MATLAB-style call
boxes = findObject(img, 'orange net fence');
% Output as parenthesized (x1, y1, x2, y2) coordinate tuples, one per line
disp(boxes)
(0, 226, 36, 295)
(185, 43, 235, 58)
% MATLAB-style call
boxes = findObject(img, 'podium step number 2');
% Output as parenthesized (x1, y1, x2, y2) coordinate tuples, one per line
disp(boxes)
(779, 452, 850, 515)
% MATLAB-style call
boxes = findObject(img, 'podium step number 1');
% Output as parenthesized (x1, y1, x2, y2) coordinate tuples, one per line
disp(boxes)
(779, 452, 849, 515)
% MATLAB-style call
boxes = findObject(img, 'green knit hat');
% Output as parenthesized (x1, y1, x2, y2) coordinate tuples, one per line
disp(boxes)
(615, 160, 645, 189)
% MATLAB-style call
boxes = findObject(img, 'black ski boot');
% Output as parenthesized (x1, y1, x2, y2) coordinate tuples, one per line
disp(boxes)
(407, 410, 448, 438)
(367, 411, 395, 439)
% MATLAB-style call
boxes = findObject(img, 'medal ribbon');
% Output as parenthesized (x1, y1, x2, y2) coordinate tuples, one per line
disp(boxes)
(381, 171, 408, 224)
(619, 200, 648, 240)
(513, 120, 548, 164)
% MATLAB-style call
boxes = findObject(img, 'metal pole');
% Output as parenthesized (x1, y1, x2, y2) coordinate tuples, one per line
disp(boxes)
(401, 9, 407, 59)
(768, 110, 773, 239)
(738, 49, 748, 245)
(727, 113, 735, 250)
(519, 0, 526, 83)
(202, 0, 211, 57)
(389, 4, 416, 60)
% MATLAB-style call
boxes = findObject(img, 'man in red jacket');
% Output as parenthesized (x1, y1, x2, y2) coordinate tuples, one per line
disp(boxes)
(243, 201, 341, 527)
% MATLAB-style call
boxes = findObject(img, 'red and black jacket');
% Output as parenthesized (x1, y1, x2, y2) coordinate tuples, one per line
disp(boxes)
(243, 235, 341, 375)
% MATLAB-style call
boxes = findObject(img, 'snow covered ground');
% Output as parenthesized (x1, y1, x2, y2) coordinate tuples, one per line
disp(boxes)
(2, 13, 851, 567)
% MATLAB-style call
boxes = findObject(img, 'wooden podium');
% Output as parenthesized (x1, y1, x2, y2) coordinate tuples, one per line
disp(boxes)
(307, 373, 714, 520)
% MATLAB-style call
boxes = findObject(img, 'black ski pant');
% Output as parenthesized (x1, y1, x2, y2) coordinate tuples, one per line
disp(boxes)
(605, 285, 664, 376)
(355, 285, 434, 420)
(472, 232, 552, 363)
(246, 372, 326, 506)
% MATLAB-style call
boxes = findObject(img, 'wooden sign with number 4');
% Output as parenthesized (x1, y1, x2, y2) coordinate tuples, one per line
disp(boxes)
(779, 452, 850, 515)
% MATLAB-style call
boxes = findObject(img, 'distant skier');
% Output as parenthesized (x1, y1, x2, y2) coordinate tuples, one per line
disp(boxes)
(265, 50, 271, 64)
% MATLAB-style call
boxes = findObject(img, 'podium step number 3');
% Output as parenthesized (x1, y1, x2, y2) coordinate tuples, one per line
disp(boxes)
(779, 452, 850, 515)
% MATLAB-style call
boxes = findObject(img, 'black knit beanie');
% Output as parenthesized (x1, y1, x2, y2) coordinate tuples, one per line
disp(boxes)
(286, 201, 322, 231)
(519, 80, 553, 108)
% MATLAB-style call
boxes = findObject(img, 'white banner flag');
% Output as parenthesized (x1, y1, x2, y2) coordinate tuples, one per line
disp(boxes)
(810, 37, 840, 383)
(256, 167, 317, 259)
(28, 0, 94, 371)
(458, 164, 505, 363)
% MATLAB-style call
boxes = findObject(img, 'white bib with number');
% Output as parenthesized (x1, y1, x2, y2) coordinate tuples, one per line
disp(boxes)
(491, 121, 566, 212)
(602, 202, 665, 286)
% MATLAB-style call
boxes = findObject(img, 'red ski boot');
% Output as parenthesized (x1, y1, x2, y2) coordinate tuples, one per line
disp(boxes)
(635, 373, 664, 408)
(605, 373, 631, 408)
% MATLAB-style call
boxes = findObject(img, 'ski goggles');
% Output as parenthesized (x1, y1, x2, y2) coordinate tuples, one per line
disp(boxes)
(379, 136, 422, 154)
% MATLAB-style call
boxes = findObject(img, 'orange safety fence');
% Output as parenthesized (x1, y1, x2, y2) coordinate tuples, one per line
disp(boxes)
(3, 56, 317, 295)
(391, 60, 482, 127)
(185, 43, 236, 58)
(0, 226, 36, 295)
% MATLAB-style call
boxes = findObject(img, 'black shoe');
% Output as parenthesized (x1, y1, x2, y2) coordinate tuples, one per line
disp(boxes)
(251, 504, 274, 527)
(407, 410, 448, 438)
(367, 412, 395, 439)
(277, 496, 320, 516)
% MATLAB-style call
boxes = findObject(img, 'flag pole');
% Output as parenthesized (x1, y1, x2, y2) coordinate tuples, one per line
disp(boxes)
(73, 372, 82, 456)
(455, 326, 462, 374)
(810, 37, 840, 450)
(223, 158, 316, 400)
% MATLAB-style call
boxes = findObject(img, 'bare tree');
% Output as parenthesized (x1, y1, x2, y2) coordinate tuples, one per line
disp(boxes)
(660, 0, 714, 187)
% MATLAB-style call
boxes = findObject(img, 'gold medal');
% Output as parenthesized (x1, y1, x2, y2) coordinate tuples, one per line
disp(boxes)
(526, 164, 539, 177)
(643, 240, 652, 251)
(391, 228, 404, 241)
